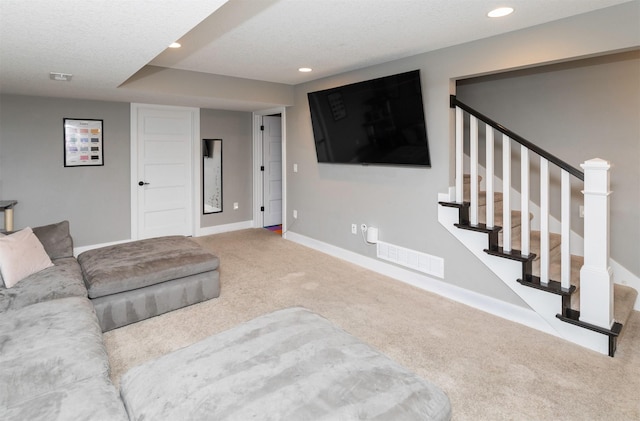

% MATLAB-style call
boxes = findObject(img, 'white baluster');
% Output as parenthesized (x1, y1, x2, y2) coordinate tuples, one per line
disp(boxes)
(470, 116, 479, 225)
(455, 107, 463, 203)
(579, 158, 613, 329)
(485, 125, 494, 228)
(520, 146, 530, 256)
(561, 170, 571, 290)
(502, 135, 512, 252)
(540, 158, 549, 285)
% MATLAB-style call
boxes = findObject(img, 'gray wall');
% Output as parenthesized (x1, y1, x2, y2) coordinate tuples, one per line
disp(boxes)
(0, 96, 255, 246)
(200, 109, 253, 227)
(456, 51, 640, 276)
(0, 95, 131, 246)
(285, 3, 639, 306)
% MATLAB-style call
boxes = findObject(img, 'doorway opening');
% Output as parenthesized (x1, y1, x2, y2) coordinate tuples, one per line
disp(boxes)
(253, 108, 286, 237)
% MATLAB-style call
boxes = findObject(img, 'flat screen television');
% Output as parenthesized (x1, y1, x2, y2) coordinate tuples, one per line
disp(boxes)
(308, 70, 430, 167)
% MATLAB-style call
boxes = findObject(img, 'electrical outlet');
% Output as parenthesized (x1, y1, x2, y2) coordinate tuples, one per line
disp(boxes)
(579, 205, 584, 218)
(293, 210, 298, 219)
(351, 224, 357, 234)
(233, 202, 239, 210)
(361, 224, 367, 233)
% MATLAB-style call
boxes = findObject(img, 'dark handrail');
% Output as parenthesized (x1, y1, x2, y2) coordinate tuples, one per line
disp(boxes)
(450, 95, 584, 181)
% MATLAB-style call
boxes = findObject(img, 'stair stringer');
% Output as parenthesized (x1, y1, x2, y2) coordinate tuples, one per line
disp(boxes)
(438, 201, 610, 355)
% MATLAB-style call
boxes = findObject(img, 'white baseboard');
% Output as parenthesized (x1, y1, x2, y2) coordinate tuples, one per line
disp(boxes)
(610, 260, 640, 311)
(74, 239, 132, 257)
(195, 220, 254, 237)
(74, 220, 255, 256)
(285, 231, 555, 337)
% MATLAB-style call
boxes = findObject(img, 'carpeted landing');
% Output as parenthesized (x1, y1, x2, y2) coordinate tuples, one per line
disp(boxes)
(103, 228, 640, 420)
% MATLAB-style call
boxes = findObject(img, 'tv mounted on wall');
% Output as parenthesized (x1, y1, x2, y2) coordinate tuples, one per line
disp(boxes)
(308, 70, 430, 167)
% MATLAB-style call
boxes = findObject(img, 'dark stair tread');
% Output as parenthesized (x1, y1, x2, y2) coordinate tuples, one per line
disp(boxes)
(556, 309, 622, 357)
(454, 222, 502, 234)
(484, 246, 535, 262)
(517, 276, 576, 296)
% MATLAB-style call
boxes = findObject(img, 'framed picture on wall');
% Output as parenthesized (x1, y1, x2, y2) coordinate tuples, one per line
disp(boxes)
(63, 118, 104, 167)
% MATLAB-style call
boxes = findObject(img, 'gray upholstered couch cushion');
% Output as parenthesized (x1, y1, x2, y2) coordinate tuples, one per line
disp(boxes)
(93, 270, 220, 332)
(120, 307, 452, 420)
(0, 297, 111, 408)
(1, 375, 129, 421)
(0, 220, 128, 420)
(0, 220, 81, 308)
(78, 236, 220, 299)
(0, 257, 86, 313)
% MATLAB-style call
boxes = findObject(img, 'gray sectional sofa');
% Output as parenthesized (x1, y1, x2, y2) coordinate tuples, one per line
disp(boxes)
(0, 221, 129, 420)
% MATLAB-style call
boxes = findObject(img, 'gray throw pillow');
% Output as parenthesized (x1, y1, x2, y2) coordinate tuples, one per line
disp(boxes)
(32, 220, 74, 260)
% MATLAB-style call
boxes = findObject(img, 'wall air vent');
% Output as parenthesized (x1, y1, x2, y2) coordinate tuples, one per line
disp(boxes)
(49, 72, 73, 81)
(377, 241, 444, 278)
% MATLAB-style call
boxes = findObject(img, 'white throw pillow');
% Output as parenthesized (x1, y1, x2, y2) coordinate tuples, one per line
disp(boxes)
(0, 227, 54, 288)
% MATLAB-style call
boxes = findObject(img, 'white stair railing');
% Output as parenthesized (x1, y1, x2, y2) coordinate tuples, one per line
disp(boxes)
(485, 125, 495, 228)
(560, 170, 571, 290)
(470, 116, 479, 225)
(450, 96, 613, 330)
(540, 157, 550, 285)
(502, 134, 512, 252)
(580, 158, 614, 329)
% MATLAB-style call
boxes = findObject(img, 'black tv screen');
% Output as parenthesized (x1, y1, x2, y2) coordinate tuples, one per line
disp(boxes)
(308, 70, 430, 167)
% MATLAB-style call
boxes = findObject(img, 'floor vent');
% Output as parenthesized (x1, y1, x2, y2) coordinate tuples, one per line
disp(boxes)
(377, 241, 444, 278)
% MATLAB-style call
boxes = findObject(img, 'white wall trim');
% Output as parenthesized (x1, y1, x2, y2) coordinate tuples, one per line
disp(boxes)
(195, 220, 254, 237)
(252, 107, 287, 231)
(192, 110, 202, 237)
(285, 231, 554, 336)
(130, 103, 199, 240)
(74, 220, 254, 256)
(74, 239, 132, 257)
(130, 105, 139, 240)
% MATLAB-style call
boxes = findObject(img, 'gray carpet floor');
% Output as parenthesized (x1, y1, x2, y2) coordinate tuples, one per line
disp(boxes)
(104, 228, 640, 420)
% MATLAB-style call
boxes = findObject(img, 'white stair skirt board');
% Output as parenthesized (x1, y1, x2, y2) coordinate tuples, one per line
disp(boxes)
(438, 200, 611, 355)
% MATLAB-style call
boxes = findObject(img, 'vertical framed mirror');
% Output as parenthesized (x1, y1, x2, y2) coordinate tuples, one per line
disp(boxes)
(203, 139, 222, 214)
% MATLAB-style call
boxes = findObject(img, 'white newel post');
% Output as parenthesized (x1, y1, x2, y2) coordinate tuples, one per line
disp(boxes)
(579, 158, 614, 329)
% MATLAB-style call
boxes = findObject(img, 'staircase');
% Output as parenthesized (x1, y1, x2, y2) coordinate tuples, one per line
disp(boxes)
(439, 96, 637, 356)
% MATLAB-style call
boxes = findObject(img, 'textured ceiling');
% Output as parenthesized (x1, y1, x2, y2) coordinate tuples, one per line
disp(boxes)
(0, 0, 634, 109)
(149, 0, 634, 85)
(0, 0, 229, 101)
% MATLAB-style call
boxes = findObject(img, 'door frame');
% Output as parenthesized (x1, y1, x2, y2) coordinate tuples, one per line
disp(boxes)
(130, 103, 200, 240)
(252, 107, 287, 237)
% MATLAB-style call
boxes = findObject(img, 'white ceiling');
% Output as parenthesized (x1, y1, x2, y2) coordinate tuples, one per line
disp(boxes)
(0, 0, 633, 109)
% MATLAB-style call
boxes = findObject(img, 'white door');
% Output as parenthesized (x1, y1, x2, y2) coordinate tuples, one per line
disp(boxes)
(262, 115, 282, 227)
(132, 104, 197, 239)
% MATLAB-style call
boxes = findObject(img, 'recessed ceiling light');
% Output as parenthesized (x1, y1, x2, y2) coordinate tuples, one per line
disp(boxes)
(169, 42, 182, 48)
(298, 67, 312, 73)
(49, 72, 72, 81)
(488, 7, 514, 18)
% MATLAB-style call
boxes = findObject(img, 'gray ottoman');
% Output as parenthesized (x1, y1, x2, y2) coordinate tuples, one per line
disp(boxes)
(120, 307, 452, 420)
(78, 236, 220, 332)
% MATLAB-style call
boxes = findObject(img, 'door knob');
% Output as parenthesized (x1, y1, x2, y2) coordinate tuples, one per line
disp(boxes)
(138, 181, 149, 186)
